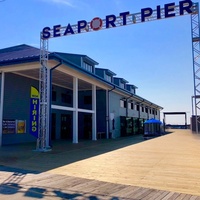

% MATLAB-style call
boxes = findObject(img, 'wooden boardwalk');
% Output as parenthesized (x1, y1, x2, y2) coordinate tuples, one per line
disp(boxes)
(0, 170, 200, 199)
(0, 129, 200, 199)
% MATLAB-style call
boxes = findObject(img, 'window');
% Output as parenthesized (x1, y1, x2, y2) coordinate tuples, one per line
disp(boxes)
(142, 106, 144, 112)
(128, 102, 134, 110)
(120, 82, 125, 89)
(145, 107, 148, 113)
(83, 62, 93, 73)
(128, 87, 135, 94)
(131, 103, 134, 110)
(52, 91, 56, 101)
(120, 100, 126, 108)
(105, 74, 112, 82)
(137, 105, 140, 111)
(84, 96, 92, 104)
(61, 93, 72, 104)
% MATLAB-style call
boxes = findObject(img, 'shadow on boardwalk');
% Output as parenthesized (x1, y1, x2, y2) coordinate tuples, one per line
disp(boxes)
(0, 134, 148, 200)
(0, 134, 145, 172)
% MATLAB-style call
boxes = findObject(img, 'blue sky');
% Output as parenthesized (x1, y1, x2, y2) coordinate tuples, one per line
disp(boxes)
(1, 0, 199, 124)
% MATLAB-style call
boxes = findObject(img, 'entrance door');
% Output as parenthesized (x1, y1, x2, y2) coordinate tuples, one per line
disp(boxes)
(84, 114, 92, 139)
(51, 113, 56, 140)
(61, 114, 72, 139)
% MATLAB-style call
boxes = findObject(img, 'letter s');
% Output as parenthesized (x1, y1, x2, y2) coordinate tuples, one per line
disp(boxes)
(42, 27, 51, 39)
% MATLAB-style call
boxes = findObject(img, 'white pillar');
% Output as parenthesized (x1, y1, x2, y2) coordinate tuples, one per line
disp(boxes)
(0, 72, 5, 147)
(73, 77, 78, 143)
(92, 84, 97, 140)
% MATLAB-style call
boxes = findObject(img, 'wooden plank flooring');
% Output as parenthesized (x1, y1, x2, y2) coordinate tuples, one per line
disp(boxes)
(19, 173, 200, 199)
(47, 130, 200, 196)
(1, 172, 200, 199)
(1, 168, 200, 199)
(0, 129, 200, 199)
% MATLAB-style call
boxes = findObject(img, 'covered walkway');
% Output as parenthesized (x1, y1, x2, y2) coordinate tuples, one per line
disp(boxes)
(0, 130, 200, 199)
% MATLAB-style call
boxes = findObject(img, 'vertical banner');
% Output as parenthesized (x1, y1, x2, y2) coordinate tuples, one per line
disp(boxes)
(30, 86, 39, 138)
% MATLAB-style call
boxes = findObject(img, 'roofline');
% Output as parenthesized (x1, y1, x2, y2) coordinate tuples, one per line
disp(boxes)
(0, 52, 163, 109)
(126, 84, 138, 89)
(54, 52, 99, 65)
(95, 67, 117, 76)
(113, 77, 129, 83)
(0, 56, 40, 66)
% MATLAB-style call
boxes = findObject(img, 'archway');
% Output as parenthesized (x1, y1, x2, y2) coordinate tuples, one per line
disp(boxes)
(38, 1, 199, 150)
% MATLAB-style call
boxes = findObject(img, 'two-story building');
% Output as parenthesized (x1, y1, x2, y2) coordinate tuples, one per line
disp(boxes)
(0, 44, 163, 145)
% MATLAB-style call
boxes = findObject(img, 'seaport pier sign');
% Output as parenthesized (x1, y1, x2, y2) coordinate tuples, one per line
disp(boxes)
(42, 0, 195, 39)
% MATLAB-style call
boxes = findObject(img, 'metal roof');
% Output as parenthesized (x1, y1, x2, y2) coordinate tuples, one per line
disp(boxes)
(95, 68, 116, 76)
(0, 44, 40, 62)
(114, 77, 129, 84)
(54, 52, 99, 65)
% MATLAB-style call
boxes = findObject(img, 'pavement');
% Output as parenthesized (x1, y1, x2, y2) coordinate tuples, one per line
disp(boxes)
(0, 130, 200, 199)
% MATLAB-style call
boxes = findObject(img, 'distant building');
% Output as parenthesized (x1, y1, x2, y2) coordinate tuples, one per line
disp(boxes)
(0, 44, 163, 145)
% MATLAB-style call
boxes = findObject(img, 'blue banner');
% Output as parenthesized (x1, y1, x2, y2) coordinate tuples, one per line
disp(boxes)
(30, 87, 39, 138)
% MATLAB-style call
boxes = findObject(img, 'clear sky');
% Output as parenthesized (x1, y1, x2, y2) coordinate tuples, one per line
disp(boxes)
(1, 0, 199, 124)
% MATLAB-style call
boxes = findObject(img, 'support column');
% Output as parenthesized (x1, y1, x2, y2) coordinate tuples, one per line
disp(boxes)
(38, 37, 51, 151)
(191, 4, 200, 133)
(46, 67, 50, 147)
(73, 77, 78, 143)
(0, 72, 5, 147)
(92, 84, 97, 140)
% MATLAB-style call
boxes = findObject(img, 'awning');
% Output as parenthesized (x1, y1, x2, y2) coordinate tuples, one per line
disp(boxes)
(144, 118, 162, 124)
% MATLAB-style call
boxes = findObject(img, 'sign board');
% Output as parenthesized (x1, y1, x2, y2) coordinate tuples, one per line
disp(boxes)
(2, 119, 15, 134)
(30, 86, 39, 138)
(42, 0, 195, 39)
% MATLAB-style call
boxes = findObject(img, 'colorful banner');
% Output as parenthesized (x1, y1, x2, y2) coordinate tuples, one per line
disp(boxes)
(30, 86, 39, 138)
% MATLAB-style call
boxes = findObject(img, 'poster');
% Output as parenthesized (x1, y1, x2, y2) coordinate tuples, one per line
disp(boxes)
(16, 120, 26, 134)
(2, 119, 16, 134)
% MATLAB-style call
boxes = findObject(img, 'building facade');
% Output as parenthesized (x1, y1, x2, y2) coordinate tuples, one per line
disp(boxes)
(0, 44, 163, 146)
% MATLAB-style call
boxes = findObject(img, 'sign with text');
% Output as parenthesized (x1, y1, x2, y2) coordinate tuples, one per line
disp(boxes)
(30, 86, 39, 138)
(2, 119, 15, 134)
(42, 0, 195, 39)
